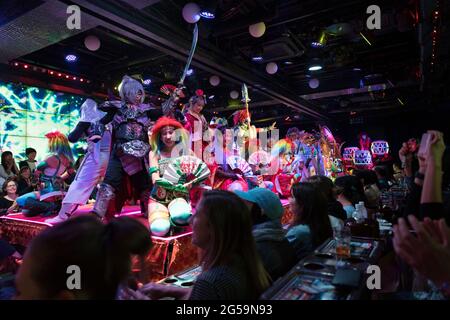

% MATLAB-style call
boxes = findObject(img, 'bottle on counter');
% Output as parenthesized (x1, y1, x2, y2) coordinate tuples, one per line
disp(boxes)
(346, 201, 380, 238)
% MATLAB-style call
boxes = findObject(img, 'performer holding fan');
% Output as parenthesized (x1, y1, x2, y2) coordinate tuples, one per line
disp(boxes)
(148, 117, 209, 236)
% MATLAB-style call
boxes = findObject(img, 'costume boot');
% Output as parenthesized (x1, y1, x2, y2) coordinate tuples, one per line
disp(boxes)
(45, 203, 78, 224)
(91, 183, 115, 218)
(139, 189, 150, 218)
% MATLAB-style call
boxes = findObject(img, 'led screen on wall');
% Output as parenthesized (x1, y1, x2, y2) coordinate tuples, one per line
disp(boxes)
(0, 82, 87, 162)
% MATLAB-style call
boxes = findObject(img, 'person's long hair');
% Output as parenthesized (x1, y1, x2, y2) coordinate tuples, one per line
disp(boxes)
(334, 175, 367, 206)
(45, 131, 74, 163)
(307, 175, 335, 201)
(1, 151, 18, 175)
(290, 182, 333, 246)
(25, 216, 152, 299)
(198, 190, 271, 298)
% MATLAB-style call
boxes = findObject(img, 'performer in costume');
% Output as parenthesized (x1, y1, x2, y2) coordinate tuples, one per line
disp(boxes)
(148, 117, 195, 236)
(92, 75, 160, 219)
(270, 133, 297, 197)
(160, 84, 187, 124)
(206, 117, 248, 192)
(45, 99, 112, 224)
(9, 131, 74, 217)
(183, 89, 210, 160)
(232, 109, 257, 159)
(359, 132, 371, 151)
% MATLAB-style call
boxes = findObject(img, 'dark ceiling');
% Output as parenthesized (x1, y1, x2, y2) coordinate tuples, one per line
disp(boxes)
(0, 0, 448, 130)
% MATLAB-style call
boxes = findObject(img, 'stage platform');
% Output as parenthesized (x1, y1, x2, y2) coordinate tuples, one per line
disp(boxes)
(0, 200, 294, 282)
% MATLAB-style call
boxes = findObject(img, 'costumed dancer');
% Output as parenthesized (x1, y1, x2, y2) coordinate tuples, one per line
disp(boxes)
(91, 75, 160, 219)
(183, 89, 210, 160)
(148, 117, 209, 236)
(359, 132, 371, 151)
(9, 131, 74, 217)
(232, 109, 257, 159)
(45, 99, 112, 224)
(207, 117, 249, 192)
(270, 132, 297, 197)
(160, 84, 187, 124)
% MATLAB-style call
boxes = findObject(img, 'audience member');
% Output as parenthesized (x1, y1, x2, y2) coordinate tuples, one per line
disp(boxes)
(0, 151, 19, 187)
(19, 148, 37, 172)
(121, 190, 271, 300)
(334, 175, 367, 218)
(286, 182, 333, 260)
(235, 188, 297, 280)
(393, 215, 450, 298)
(17, 167, 37, 196)
(374, 166, 391, 190)
(307, 175, 347, 221)
(15, 216, 151, 299)
(0, 178, 19, 216)
(354, 169, 381, 209)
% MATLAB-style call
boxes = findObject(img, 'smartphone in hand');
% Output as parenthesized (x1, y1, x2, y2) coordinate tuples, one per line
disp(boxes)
(418, 133, 431, 158)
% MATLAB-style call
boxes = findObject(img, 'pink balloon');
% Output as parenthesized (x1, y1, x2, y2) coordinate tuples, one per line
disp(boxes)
(249, 22, 266, 38)
(182, 3, 201, 24)
(84, 35, 101, 51)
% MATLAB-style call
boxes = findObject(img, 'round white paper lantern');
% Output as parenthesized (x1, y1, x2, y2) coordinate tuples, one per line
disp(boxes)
(182, 3, 201, 24)
(249, 22, 266, 38)
(308, 78, 320, 89)
(84, 35, 101, 51)
(230, 90, 239, 99)
(209, 75, 220, 86)
(266, 62, 278, 74)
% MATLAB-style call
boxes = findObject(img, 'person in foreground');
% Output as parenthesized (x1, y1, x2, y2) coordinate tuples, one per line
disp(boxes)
(120, 190, 271, 300)
(15, 215, 151, 299)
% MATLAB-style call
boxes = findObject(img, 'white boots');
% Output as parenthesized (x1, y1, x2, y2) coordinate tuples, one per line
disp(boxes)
(45, 203, 77, 224)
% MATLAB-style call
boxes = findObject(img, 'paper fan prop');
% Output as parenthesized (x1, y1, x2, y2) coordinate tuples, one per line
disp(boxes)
(227, 155, 253, 177)
(248, 150, 270, 166)
(156, 156, 210, 193)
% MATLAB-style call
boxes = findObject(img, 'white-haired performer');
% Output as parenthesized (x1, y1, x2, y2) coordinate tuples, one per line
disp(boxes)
(90, 76, 161, 220)
(45, 99, 112, 224)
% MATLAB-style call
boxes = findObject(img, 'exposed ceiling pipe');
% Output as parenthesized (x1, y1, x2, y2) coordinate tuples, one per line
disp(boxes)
(300, 83, 390, 100)
(62, 0, 327, 120)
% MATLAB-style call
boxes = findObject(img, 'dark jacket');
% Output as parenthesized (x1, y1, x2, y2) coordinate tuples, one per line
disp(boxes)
(328, 199, 347, 221)
(253, 220, 297, 281)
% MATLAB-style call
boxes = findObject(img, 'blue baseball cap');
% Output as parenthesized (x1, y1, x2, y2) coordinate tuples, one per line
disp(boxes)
(235, 188, 283, 221)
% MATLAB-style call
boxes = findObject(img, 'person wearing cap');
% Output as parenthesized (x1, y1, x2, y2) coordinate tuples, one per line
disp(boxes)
(235, 188, 297, 280)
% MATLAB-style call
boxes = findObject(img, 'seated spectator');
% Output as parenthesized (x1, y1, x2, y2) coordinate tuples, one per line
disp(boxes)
(334, 175, 367, 219)
(17, 167, 37, 196)
(392, 162, 404, 184)
(374, 166, 391, 190)
(121, 190, 271, 300)
(402, 130, 449, 223)
(354, 169, 381, 210)
(19, 148, 37, 172)
(286, 182, 333, 260)
(307, 175, 347, 221)
(235, 188, 297, 280)
(0, 151, 19, 187)
(15, 215, 151, 299)
(0, 178, 19, 216)
(0, 239, 21, 262)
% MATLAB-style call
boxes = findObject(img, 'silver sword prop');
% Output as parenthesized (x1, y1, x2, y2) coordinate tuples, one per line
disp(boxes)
(163, 24, 199, 116)
(179, 23, 199, 85)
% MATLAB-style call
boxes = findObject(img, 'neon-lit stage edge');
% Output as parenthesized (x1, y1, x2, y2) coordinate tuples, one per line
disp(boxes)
(0, 201, 294, 282)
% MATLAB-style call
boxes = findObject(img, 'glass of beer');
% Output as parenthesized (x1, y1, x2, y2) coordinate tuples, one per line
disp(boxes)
(334, 226, 351, 259)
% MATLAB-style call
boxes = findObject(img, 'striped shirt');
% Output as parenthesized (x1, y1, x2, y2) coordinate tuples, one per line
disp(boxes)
(189, 260, 255, 300)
